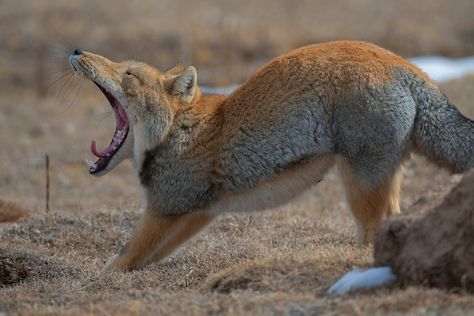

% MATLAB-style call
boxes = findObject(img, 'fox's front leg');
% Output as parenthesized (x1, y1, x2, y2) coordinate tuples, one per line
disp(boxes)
(100, 209, 214, 274)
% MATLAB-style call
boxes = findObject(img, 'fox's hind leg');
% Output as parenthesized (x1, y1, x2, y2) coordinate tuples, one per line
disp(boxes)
(338, 158, 403, 246)
(386, 165, 403, 216)
(99, 209, 214, 274)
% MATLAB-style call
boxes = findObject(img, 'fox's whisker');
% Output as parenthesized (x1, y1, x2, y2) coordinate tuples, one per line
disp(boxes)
(92, 110, 114, 126)
(54, 73, 76, 108)
(47, 72, 73, 90)
(68, 77, 85, 109)
(60, 75, 82, 110)
(44, 67, 71, 77)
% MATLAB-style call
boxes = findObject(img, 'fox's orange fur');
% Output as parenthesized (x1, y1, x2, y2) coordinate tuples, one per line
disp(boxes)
(338, 158, 403, 245)
(69, 41, 474, 273)
(102, 211, 214, 272)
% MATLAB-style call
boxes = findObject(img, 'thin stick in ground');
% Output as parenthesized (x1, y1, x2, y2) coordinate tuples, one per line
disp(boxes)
(45, 154, 50, 212)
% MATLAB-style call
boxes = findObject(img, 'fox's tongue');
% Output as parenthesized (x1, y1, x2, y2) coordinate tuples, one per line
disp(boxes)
(90, 126, 128, 158)
(90, 140, 110, 158)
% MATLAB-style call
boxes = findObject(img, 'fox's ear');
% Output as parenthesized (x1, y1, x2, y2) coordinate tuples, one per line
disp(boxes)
(165, 64, 184, 76)
(167, 66, 197, 103)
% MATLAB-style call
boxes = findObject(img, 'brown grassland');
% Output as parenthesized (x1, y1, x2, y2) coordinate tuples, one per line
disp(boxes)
(1, 0, 474, 314)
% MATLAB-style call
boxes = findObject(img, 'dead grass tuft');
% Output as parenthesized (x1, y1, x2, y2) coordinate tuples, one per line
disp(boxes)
(0, 200, 28, 223)
(0, 248, 72, 287)
(208, 248, 371, 294)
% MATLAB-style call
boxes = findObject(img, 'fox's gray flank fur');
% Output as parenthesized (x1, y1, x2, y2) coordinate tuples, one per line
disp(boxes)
(333, 70, 417, 187)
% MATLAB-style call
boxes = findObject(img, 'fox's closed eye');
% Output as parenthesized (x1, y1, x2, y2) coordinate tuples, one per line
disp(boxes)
(125, 70, 145, 85)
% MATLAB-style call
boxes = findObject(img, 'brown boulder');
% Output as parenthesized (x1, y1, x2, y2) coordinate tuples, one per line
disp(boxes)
(374, 170, 474, 289)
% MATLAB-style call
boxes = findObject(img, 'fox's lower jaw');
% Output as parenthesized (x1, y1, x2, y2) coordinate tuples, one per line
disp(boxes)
(86, 130, 134, 176)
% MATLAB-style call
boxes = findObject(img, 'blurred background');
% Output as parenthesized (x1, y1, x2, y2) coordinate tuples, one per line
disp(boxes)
(2, 0, 474, 92)
(1, 0, 474, 211)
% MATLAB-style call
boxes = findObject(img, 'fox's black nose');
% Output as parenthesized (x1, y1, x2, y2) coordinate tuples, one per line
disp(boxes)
(73, 48, 83, 55)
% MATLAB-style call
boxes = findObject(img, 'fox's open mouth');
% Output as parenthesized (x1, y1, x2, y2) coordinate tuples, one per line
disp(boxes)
(88, 83, 129, 174)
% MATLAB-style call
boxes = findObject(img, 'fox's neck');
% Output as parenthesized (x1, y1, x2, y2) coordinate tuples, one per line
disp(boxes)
(171, 93, 227, 156)
(140, 93, 227, 172)
(137, 94, 228, 213)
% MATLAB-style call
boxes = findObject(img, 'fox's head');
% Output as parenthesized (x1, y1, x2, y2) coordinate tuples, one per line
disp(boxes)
(69, 49, 198, 176)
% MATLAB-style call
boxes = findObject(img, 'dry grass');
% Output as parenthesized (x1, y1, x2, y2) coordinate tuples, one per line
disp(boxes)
(0, 77, 473, 314)
(207, 249, 372, 294)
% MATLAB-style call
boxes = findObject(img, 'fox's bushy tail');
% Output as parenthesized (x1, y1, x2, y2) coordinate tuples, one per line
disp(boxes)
(412, 82, 474, 173)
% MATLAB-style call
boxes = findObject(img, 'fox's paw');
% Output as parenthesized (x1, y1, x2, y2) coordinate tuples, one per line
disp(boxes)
(97, 254, 121, 276)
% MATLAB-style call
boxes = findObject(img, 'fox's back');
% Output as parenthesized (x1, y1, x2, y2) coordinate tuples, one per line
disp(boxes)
(223, 41, 431, 113)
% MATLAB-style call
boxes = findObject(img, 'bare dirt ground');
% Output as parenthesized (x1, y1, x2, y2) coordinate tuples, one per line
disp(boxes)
(1, 0, 474, 315)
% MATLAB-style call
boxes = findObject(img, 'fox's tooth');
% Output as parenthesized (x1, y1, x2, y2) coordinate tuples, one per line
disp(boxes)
(84, 158, 96, 169)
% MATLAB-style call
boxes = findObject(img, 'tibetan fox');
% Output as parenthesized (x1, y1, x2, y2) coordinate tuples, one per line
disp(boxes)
(69, 41, 474, 273)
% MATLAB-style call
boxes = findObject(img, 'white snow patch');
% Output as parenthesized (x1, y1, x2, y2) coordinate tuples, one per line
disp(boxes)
(327, 266, 397, 294)
(409, 56, 474, 82)
(200, 85, 239, 95)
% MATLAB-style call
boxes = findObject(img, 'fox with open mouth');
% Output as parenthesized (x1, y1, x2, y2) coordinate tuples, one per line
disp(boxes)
(69, 41, 474, 274)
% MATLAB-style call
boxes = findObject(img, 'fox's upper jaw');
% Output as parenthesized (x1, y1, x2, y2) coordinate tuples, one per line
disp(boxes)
(69, 51, 133, 176)
(69, 52, 127, 104)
